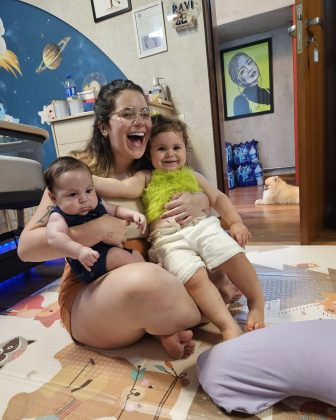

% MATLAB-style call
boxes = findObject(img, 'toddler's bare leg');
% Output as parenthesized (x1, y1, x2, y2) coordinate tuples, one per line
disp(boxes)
(185, 267, 242, 341)
(105, 247, 145, 271)
(215, 253, 265, 331)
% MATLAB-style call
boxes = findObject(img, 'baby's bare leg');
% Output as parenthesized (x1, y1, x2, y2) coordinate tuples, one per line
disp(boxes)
(214, 253, 265, 331)
(185, 267, 242, 341)
(105, 247, 145, 271)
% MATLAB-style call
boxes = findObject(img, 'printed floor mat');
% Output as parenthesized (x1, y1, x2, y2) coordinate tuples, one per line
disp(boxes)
(0, 245, 336, 419)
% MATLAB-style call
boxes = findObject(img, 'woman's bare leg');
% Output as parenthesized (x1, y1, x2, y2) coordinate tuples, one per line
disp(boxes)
(71, 262, 202, 359)
(185, 268, 242, 341)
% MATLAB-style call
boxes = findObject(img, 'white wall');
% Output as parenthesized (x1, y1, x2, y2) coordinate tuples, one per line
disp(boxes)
(220, 27, 295, 172)
(20, 0, 218, 186)
(215, 0, 294, 26)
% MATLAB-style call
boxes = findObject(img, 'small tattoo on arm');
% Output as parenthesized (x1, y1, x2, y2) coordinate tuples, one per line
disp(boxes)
(36, 206, 54, 225)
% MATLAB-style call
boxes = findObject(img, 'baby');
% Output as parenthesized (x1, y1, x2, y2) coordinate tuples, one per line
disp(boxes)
(44, 156, 146, 283)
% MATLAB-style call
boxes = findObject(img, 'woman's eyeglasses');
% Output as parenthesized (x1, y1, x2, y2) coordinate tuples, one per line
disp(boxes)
(110, 107, 157, 125)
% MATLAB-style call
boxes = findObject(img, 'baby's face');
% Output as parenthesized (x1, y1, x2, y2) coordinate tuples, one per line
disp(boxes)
(236, 55, 259, 88)
(51, 169, 98, 215)
(150, 131, 187, 171)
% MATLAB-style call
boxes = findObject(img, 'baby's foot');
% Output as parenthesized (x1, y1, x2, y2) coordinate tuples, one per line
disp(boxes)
(157, 330, 195, 359)
(246, 307, 265, 331)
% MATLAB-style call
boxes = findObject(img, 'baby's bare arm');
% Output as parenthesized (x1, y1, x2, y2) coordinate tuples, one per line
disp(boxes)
(194, 172, 251, 246)
(18, 189, 128, 262)
(46, 212, 86, 259)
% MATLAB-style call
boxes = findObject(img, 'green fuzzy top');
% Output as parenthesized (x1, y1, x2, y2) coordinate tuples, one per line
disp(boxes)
(142, 167, 202, 223)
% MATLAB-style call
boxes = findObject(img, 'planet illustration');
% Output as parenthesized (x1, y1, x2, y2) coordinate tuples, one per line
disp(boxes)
(36, 36, 70, 73)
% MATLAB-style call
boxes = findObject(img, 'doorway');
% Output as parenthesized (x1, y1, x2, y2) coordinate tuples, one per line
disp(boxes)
(204, 2, 300, 243)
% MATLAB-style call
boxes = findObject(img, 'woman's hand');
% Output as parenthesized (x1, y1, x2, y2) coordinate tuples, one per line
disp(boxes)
(229, 222, 251, 248)
(161, 192, 210, 226)
(69, 214, 129, 248)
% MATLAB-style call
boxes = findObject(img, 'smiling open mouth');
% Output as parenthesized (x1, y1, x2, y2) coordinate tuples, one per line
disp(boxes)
(127, 132, 144, 146)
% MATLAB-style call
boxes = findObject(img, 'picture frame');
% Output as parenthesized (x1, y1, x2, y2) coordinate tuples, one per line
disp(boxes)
(91, 0, 132, 23)
(132, 1, 167, 59)
(220, 38, 274, 121)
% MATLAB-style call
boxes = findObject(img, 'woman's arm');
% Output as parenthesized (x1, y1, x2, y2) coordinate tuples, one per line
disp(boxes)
(93, 171, 148, 199)
(18, 189, 129, 262)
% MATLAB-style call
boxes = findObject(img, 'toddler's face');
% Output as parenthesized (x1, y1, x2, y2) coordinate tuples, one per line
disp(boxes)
(150, 131, 187, 171)
(50, 169, 98, 215)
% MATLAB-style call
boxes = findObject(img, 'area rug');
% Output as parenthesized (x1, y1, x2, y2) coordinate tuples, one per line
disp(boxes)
(0, 245, 335, 419)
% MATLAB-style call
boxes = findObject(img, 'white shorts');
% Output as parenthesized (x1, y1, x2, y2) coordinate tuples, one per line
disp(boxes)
(149, 216, 244, 284)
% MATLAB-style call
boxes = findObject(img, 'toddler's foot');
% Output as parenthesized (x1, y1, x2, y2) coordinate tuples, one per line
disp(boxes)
(157, 330, 195, 359)
(246, 307, 265, 331)
(221, 322, 242, 341)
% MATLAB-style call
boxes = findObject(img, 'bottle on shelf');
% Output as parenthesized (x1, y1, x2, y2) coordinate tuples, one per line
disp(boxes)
(151, 76, 164, 102)
(254, 163, 264, 186)
(158, 77, 168, 101)
(64, 74, 77, 99)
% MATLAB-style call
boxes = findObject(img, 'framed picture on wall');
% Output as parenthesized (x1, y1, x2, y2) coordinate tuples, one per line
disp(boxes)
(220, 38, 274, 120)
(91, 0, 132, 23)
(132, 1, 167, 58)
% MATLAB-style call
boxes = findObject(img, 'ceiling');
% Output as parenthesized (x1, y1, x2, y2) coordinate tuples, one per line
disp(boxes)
(215, 6, 293, 44)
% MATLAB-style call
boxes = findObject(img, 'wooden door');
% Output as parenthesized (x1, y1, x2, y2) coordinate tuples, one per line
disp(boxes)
(295, 0, 325, 243)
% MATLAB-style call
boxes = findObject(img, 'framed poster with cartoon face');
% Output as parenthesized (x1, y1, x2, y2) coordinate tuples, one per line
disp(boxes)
(221, 38, 274, 120)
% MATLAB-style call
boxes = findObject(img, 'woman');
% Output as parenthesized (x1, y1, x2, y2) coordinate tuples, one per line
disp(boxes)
(228, 52, 271, 117)
(18, 79, 213, 359)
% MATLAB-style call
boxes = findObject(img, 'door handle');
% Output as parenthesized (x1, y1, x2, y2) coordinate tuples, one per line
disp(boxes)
(288, 24, 296, 37)
(306, 17, 323, 28)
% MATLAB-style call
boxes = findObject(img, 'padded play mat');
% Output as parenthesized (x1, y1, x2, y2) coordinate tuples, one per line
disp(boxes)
(0, 245, 336, 419)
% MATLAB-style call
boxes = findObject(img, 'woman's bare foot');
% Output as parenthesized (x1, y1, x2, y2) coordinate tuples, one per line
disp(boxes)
(218, 280, 243, 303)
(209, 271, 243, 303)
(157, 330, 195, 359)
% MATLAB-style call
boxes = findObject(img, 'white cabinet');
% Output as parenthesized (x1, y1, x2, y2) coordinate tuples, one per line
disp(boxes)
(50, 111, 94, 157)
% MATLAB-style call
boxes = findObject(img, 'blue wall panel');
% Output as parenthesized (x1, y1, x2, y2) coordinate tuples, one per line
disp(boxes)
(0, 0, 125, 167)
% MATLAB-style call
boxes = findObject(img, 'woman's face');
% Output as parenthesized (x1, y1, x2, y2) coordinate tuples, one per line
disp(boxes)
(236, 55, 259, 88)
(105, 89, 152, 165)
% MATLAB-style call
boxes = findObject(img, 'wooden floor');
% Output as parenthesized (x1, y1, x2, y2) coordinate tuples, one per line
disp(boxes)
(227, 184, 301, 244)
